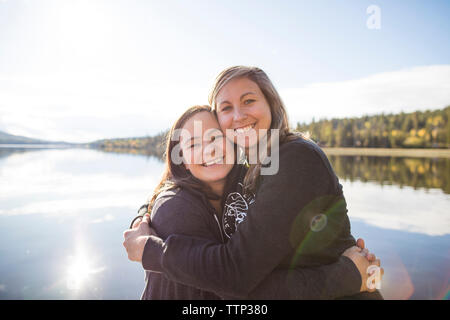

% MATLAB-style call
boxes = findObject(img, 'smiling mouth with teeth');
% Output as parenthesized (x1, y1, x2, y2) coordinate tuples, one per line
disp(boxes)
(202, 156, 225, 167)
(234, 123, 256, 134)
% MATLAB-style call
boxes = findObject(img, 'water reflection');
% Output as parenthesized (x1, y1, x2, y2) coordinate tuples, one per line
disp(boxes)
(328, 156, 450, 194)
(66, 238, 106, 292)
(0, 148, 448, 300)
(0, 148, 160, 299)
(0, 148, 163, 218)
(0, 148, 38, 161)
(94, 146, 164, 159)
(343, 181, 449, 236)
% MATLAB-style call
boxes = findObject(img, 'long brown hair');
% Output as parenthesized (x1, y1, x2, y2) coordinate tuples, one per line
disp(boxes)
(209, 66, 304, 193)
(147, 105, 221, 211)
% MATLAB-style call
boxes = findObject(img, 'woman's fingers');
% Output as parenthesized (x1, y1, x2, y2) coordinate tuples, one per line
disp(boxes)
(142, 213, 151, 224)
(359, 245, 377, 262)
(356, 238, 365, 249)
(361, 248, 369, 258)
(356, 238, 380, 263)
(132, 217, 143, 229)
(363, 249, 376, 261)
(356, 238, 378, 263)
(370, 259, 381, 267)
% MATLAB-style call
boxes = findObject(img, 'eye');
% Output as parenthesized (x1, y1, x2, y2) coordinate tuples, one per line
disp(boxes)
(220, 105, 232, 112)
(244, 99, 255, 105)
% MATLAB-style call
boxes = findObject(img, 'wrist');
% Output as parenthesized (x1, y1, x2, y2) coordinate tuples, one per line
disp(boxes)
(141, 235, 164, 273)
(340, 256, 363, 294)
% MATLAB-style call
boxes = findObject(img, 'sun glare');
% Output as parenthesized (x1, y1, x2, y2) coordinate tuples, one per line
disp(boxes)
(66, 245, 105, 291)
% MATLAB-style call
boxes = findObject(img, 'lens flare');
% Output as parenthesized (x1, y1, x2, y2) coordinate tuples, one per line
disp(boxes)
(66, 244, 105, 291)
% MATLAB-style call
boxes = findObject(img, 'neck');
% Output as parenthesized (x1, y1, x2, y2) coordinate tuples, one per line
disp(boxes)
(207, 179, 226, 213)
(246, 144, 260, 164)
(207, 179, 226, 198)
(246, 130, 274, 164)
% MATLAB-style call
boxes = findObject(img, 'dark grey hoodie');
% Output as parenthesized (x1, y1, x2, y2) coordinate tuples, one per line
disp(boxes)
(140, 187, 223, 300)
(134, 137, 379, 299)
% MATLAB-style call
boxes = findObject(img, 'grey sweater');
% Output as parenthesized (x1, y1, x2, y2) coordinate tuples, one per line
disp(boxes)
(137, 137, 378, 299)
(140, 188, 223, 299)
(140, 188, 361, 300)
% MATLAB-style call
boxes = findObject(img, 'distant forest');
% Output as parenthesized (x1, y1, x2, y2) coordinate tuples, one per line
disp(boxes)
(90, 106, 450, 157)
(89, 131, 167, 158)
(296, 106, 450, 148)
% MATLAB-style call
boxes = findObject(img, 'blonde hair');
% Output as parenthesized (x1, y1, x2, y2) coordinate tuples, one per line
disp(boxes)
(209, 66, 303, 193)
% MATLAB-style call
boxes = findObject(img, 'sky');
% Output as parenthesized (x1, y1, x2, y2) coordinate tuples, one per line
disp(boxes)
(0, 0, 449, 143)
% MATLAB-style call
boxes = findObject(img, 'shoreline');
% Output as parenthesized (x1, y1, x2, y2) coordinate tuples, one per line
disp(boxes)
(322, 147, 450, 158)
(2, 144, 450, 158)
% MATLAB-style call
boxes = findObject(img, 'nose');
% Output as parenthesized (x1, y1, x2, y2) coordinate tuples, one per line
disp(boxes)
(204, 142, 216, 159)
(203, 136, 223, 163)
(233, 106, 247, 122)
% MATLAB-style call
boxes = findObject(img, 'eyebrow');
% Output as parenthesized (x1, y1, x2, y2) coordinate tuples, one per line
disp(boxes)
(219, 92, 256, 106)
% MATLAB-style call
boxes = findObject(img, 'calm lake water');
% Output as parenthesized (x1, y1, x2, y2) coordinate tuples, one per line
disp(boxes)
(0, 147, 448, 300)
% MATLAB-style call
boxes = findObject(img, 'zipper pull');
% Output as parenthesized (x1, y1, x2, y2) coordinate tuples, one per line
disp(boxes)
(213, 213, 225, 243)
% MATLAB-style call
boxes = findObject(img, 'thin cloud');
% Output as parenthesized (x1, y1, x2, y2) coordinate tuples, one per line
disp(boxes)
(1, 65, 449, 142)
(282, 65, 450, 124)
(0, 74, 208, 142)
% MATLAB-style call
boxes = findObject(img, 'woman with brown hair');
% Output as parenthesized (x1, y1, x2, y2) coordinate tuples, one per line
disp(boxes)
(124, 66, 383, 299)
(125, 105, 234, 299)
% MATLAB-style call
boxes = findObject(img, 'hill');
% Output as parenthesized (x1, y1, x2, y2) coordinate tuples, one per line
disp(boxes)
(0, 130, 73, 145)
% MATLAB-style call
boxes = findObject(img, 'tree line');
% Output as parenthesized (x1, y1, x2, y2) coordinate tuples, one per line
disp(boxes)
(89, 131, 167, 158)
(296, 106, 450, 148)
(90, 106, 450, 157)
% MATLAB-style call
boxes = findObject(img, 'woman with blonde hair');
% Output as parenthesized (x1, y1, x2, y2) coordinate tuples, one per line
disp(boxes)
(125, 66, 383, 299)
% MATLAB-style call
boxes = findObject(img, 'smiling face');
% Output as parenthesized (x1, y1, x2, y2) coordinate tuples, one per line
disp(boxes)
(215, 77, 272, 150)
(179, 111, 234, 185)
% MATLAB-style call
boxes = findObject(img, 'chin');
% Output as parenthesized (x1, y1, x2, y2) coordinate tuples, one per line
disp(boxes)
(203, 173, 227, 182)
(200, 168, 229, 182)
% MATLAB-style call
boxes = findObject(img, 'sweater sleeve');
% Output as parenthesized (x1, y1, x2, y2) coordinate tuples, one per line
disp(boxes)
(245, 256, 361, 299)
(143, 239, 361, 299)
(143, 140, 359, 298)
(148, 194, 217, 240)
(141, 192, 221, 274)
